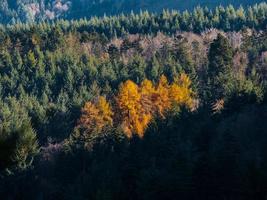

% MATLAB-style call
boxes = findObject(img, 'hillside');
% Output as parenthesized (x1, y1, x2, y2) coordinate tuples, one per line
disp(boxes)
(0, 2, 267, 199)
(69, 0, 265, 18)
(0, 0, 265, 23)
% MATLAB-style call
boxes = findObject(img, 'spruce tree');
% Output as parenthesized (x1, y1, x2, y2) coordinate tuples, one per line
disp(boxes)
(207, 33, 234, 103)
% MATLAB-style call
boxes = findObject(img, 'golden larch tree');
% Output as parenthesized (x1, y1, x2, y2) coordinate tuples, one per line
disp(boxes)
(116, 80, 152, 137)
(153, 75, 171, 117)
(116, 80, 142, 137)
(140, 79, 155, 115)
(78, 73, 195, 139)
(97, 96, 114, 126)
(78, 96, 113, 135)
(169, 73, 194, 109)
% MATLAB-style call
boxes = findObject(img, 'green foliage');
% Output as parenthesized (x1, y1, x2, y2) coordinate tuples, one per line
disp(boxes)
(1, 0, 265, 24)
(0, 2, 266, 198)
(0, 99, 39, 171)
(206, 34, 234, 102)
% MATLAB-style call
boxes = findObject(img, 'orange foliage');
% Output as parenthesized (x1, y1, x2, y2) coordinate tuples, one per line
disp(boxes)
(116, 74, 194, 137)
(78, 73, 194, 138)
(169, 73, 194, 109)
(97, 96, 113, 125)
(116, 80, 151, 138)
(153, 75, 171, 117)
(78, 96, 113, 135)
(140, 79, 155, 115)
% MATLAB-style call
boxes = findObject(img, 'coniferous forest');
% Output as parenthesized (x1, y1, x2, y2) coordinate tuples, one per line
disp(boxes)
(0, 0, 265, 23)
(0, 1, 267, 200)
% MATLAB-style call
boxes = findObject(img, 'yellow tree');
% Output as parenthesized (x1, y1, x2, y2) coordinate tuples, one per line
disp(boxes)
(116, 74, 195, 138)
(78, 96, 113, 135)
(153, 75, 171, 117)
(97, 96, 114, 126)
(116, 80, 141, 137)
(117, 80, 152, 137)
(169, 73, 194, 109)
(140, 79, 155, 115)
(138, 79, 156, 135)
(75, 74, 195, 140)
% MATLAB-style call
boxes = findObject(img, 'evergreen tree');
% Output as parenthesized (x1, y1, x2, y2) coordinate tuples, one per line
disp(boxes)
(207, 34, 234, 103)
(0, 99, 39, 171)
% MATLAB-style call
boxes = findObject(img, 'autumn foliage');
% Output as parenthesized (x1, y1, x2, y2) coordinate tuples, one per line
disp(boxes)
(78, 73, 194, 138)
(78, 96, 113, 135)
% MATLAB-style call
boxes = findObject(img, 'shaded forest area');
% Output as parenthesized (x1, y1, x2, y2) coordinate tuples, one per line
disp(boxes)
(0, 2, 267, 200)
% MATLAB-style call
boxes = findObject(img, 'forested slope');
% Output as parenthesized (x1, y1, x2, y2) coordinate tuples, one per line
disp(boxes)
(0, 2, 267, 200)
(0, 0, 265, 23)
(69, 0, 265, 18)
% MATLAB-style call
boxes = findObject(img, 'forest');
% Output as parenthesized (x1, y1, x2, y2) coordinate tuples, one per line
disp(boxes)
(0, 2, 267, 200)
(0, 0, 265, 23)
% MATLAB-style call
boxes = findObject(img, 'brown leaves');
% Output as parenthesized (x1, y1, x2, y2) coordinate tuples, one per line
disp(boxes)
(212, 99, 225, 114)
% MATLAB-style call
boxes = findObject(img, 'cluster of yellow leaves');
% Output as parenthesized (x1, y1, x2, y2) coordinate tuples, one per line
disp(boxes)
(116, 74, 194, 137)
(78, 73, 194, 138)
(169, 73, 194, 108)
(153, 75, 172, 117)
(78, 96, 113, 134)
(116, 80, 153, 137)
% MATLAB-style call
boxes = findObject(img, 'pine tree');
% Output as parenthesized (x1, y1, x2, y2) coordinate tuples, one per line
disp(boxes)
(0, 99, 39, 171)
(207, 34, 234, 103)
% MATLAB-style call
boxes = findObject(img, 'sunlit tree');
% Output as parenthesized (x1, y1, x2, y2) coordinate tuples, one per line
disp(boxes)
(78, 96, 113, 135)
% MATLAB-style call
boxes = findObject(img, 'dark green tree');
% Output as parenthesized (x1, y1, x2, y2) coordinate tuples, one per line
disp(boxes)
(206, 34, 234, 102)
